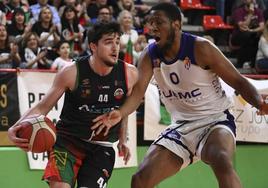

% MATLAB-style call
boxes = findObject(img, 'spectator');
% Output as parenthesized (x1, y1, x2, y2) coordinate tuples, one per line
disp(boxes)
(113, 0, 147, 29)
(230, 0, 265, 68)
(59, 5, 84, 57)
(30, 0, 60, 25)
(96, 5, 114, 23)
(118, 10, 139, 52)
(58, 0, 90, 28)
(20, 32, 51, 69)
(87, 0, 108, 21)
(255, 21, 268, 73)
(133, 34, 148, 66)
(51, 40, 72, 70)
(31, 6, 60, 60)
(0, 24, 21, 69)
(5, 0, 30, 24)
(7, 7, 31, 45)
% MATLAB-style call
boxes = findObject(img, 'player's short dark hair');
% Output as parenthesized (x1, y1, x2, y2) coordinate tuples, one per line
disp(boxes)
(150, 2, 182, 22)
(87, 21, 121, 44)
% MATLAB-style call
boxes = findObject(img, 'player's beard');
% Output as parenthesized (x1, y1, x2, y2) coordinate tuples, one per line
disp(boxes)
(103, 60, 115, 67)
(102, 57, 117, 67)
(161, 28, 175, 54)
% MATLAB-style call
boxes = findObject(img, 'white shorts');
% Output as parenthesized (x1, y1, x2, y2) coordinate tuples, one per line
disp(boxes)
(153, 110, 236, 169)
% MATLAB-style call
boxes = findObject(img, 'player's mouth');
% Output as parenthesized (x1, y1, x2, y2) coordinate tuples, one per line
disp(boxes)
(110, 54, 117, 60)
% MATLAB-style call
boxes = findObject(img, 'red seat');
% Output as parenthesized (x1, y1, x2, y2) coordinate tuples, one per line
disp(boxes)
(180, 0, 215, 11)
(203, 15, 234, 30)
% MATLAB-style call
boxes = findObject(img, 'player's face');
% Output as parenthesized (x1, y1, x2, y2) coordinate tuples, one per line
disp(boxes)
(95, 33, 120, 67)
(148, 11, 176, 52)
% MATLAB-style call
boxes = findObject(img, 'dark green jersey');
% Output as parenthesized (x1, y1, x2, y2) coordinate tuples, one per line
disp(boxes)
(57, 56, 128, 142)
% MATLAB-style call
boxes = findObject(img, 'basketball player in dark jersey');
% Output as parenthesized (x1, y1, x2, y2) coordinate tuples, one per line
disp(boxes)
(92, 3, 268, 188)
(8, 21, 138, 188)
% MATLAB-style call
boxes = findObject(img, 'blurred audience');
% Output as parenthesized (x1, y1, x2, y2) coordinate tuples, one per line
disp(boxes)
(59, 5, 84, 57)
(0, 24, 21, 69)
(96, 5, 114, 23)
(255, 21, 268, 73)
(117, 10, 139, 63)
(230, 0, 265, 68)
(30, 0, 60, 25)
(0, 0, 267, 76)
(20, 32, 51, 69)
(7, 7, 31, 45)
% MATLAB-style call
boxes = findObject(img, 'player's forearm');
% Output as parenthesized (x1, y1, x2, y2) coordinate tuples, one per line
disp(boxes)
(236, 77, 263, 109)
(120, 84, 146, 118)
(119, 117, 128, 143)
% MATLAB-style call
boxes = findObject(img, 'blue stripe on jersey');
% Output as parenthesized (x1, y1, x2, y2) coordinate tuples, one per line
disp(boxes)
(148, 32, 197, 66)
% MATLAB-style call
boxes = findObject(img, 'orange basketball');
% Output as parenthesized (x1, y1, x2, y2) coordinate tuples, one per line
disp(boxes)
(17, 115, 56, 153)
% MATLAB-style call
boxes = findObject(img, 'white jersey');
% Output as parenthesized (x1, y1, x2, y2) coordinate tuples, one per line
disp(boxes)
(148, 32, 232, 122)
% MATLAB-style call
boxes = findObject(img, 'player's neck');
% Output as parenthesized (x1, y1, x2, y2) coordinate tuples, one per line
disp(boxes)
(89, 56, 113, 76)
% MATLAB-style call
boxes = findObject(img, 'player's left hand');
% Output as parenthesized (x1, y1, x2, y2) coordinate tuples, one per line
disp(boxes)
(117, 142, 131, 165)
(92, 110, 122, 136)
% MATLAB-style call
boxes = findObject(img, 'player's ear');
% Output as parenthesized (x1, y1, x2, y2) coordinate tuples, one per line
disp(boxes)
(89, 42, 97, 53)
(173, 20, 181, 30)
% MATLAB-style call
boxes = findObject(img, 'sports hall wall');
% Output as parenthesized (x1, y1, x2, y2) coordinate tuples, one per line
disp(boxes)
(0, 145, 268, 188)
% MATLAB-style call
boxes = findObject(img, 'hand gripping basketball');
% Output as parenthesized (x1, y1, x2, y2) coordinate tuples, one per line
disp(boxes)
(17, 114, 56, 153)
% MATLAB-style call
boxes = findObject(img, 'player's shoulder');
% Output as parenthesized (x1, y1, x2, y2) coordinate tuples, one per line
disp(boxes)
(195, 35, 213, 46)
(118, 60, 138, 79)
(56, 61, 76, 78)
(194, 35, 216, 54)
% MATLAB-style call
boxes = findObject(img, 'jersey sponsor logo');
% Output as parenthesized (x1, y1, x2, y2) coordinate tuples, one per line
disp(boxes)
(114, 88, 124, 100)
(161, 88, 201, 100)
(97, 85, 110, 90)
(81, 89, 91, 98)
(81, 79, 91, 98)
(183, 56, 191, 70)
(82, 79, 90, 85)
(78, 105, 114, 113)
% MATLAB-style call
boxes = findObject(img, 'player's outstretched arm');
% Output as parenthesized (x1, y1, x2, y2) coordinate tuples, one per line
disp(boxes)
(118, 117, 131, 165)
(195, 37, 264, 112)
(8, 63, 77, 149)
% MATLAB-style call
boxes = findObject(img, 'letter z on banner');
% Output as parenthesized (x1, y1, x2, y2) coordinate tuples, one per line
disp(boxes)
(17, 71, 137, 169)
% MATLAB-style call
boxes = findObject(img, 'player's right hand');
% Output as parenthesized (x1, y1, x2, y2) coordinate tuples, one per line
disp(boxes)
(257, 95, 268, 115)
(7, 125, 30, 152)
(91, 110, 123, 136)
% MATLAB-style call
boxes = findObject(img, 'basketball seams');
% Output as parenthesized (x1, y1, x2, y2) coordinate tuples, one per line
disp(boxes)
(18, 115, 56, 153)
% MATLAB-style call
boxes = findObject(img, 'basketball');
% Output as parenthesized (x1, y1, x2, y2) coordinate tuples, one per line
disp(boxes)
(17, 115, 56, 153)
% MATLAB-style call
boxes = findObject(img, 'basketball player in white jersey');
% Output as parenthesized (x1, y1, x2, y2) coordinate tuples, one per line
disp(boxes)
(92, 3, 268, 188)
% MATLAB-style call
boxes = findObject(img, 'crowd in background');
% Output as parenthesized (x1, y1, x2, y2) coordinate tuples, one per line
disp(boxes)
(0, 0, 267, 74)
